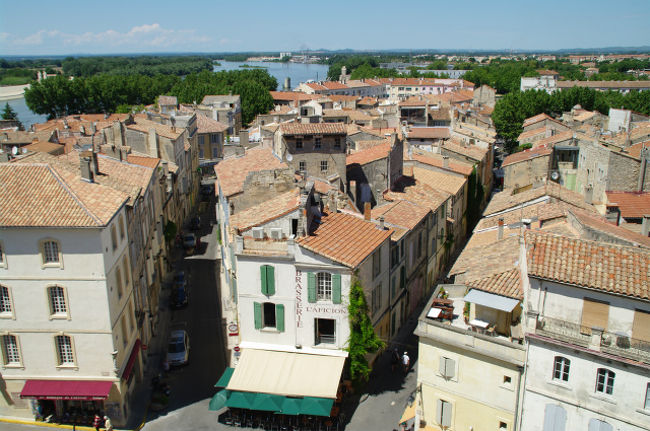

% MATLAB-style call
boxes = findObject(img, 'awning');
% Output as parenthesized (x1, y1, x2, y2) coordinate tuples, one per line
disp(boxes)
(226, 349, 345, 399)
(463, 289, 520, 312)
(214, 367, 234, 388)
(21, 380, 113, 400)
(399, 402, 416, 425)
(209, 389, 229, 411)
(214, 391, 335, 417)
(122, 339, 141, 380)
(300, 397, 334, 416)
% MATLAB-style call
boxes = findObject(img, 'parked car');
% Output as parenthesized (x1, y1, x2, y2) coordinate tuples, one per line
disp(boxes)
(167, 330, 190, 366)
(183, 233, 196, 254)
(190, 216, 201, 230)
(174, 271, 186, 285)
(171, 274, 189, 309)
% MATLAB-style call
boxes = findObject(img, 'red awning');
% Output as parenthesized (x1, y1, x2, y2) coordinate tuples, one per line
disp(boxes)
(21, 380, 113, 400)
(122, 339, 141, 380)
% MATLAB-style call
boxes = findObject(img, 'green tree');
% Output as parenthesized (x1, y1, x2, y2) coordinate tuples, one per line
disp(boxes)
(1, 103, 24, 130)
(347, 274, 384, 386)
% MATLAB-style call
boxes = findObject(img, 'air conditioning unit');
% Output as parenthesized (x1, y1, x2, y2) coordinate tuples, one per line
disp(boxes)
(252, 227, 264, 239)
(270, 228, 283, 240)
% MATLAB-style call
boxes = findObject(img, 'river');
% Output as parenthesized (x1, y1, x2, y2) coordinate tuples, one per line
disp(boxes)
(3, 61, 330, 130)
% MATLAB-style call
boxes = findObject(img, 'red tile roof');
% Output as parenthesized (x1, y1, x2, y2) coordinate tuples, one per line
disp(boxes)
(502, 147, 552, 167)
(525, 231, 650, 300)
(196, 112, 228, 134)
(127, 117, 183, 140)
(321, 81, 349, 90)
(269, 91, 317, 102)
(230, 189, 301, 233)
(296, 210, 392, 268)
(484, 182, 592, 216)
(518, 128, 547, 142)
(466, 268, 523, 300)
(407, 149, 473, 176)
(570, 208, 650, 248)
(407, 128, 450, 140)
(279, 123, 346, 135)
(346, 142, 391, 166)
(522, 113, 554, 128)
(606, 191, 650, 219)
(215, 148, 288, 197)
(371, 200, 430, 230)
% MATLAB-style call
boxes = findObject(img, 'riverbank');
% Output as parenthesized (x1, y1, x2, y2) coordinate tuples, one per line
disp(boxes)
(0, 84, 30, 101)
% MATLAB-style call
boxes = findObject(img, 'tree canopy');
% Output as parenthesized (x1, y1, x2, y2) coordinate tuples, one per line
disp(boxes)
(62, 55, 213, 77)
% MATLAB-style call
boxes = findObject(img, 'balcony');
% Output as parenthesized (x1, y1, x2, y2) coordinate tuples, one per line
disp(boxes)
(534, 315, 650, 364)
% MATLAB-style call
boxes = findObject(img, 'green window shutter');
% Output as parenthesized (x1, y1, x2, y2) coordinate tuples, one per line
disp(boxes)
(276, 304, 285, 332)
(307, 272, 316, 303)
(266, 265, 275, 296)
(332, 274, 342, 304)
(400, 266, 406, 290)
(260, 266, 268, 295)
(254, 302, 262, 329)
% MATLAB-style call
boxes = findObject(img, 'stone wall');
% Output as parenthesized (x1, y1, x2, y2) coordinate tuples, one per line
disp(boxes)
(503, 155, 550, 190)
(230, 168, 296, 214)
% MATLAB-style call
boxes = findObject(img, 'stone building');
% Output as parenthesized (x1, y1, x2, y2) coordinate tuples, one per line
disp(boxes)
(200, 95, 242, 135)
(502, 147, 552, 190)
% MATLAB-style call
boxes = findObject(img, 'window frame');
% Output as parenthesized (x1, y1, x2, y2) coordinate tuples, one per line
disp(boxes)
(295, 138, 303, 149)
(0, 240, 6, 268)
(645, 382, 650, 410)
(40, 239, 63, 268)
(111, 225, 118, 251)
(0, 285, 14, 318)
(54, 334, 76, 367)
(315, 318, 336, 345)
(320, 160, 328, 172)
(47, 285, 69, 319)
(1, 334, 22, 367)
(263, 302, 277, 329)
(116, 266, 124, 299)
(317, 272, 332, 301)
(298, 161, 306, 171)
(553, 356, 570, 382)
(119, 215, 126, 240)
(595, 368, 615, 395)
(314, 137, 322, 149)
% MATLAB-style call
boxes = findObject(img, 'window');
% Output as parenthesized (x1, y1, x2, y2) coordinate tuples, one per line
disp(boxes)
(334, 137, 341, 149)
(211, 134, 219, 144)
(499, 422, 508, 430)
(121, 316, 128, 347)
(317, 272, 332, 301)
(645, 383, 650, 410)
(254, 302, 285, 332)
(503, 375, 512, 385)
(119, 215, 125, 240)
(42, 240, 60, 265)
(632, 309, 650, 343)
(299, 161, 306, 171)
(0, 285, 12, 315)
(122, 256, 130, 287)
(47, 286, 67, 316)
(315, 318, 335, 344)
(295, 138, 303, 149)
(199, 144, 205, 159)
(212, 146, 219, 158)
(595, 368, 615, 395)
(439, 357, 455, 379)
(111, 225, 118, 251)
(373, 250, 381, 278)
(116, 267, 123, 299)
(55, 335, 74, 366)
(314, 137, 322, 149)
(320, 160, 328, 172)
(1, 334, 20, 365)
(260, 265, 275, 296)
(436, 399, 452, 427)
(0, 241, 5, 267)
(371, 284, 382, 313)
(129, 302, 135, 331)
(553, 356, 570, 382)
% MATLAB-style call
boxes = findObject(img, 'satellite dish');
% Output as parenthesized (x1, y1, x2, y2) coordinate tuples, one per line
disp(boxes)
(286, 152, 293, 162)
(550, 171, 560, 181)
(11, 146, 18, 155)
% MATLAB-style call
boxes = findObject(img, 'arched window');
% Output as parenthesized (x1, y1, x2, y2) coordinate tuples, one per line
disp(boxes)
(596, 368, 615, 395)
(47, 285, 67, 316)
(0, 285, 12, 315)
(41, 239, 61, 265)
(1, 334, 21, 365)
(54, 335, 75, 366)
(553, 356, 570, 382)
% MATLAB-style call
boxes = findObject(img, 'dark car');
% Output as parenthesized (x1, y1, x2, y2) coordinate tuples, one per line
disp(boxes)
(190, 216, 201, 230)
(171, 284, 189, 309)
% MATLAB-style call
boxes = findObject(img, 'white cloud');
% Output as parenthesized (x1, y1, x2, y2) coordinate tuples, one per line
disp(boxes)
(0, 24, 213, 54)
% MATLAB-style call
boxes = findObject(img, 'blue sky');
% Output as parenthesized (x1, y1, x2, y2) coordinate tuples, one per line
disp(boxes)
(1, 0, 649, 56)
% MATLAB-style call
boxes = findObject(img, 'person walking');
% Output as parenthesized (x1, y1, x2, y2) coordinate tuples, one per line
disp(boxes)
(93, 414, 102, 431)
(391, 347, 400, 373)
(103, 416, 113, 431)
(402, 351, 410, 374)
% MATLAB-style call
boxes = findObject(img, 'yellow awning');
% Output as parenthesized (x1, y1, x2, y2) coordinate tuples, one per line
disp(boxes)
(399, 402, 416, 425)
(226, 349, 345, 399)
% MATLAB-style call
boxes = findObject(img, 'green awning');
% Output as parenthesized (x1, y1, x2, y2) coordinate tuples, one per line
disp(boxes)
(300, 397, 334, 417)
(209, 389, 229, 411)
(226, 391, 257, 409)
(279, 397, 302, 415)
(251, 393, 284, 412)
(214, 367, 235, 388)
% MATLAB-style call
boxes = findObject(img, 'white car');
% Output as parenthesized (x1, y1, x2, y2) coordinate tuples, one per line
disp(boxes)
(167, 330, 190, 366)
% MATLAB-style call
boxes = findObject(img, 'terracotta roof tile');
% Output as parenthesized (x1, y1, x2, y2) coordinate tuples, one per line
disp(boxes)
(196, 112, 229, 134)
(270, 91, 318, 102)
(518, 128, 547, 142)
(532, 130, 574, 149)
(484, 182, 591, 216)
(502, 147, 552, 167)
(296, 210, 392, 268)
(127, 117, 183, 140)
(412, 166, 466, 196)
(407, 149, 473, 176)
(570, 208, 650, 248)
(450, 235, 520, 280)
(383, 179, 449, 213)
(158, 96, 177, 106)
(441, 139, 488, 161)
(525, 231, 650, 300)
(279, 123, 346, 135)
(522, 113, 553, 128)
(465, 268, 523, 300)
(230, 189, 301, 233)
(321, 82, 349, 90)
(606, 191, 650, 219)
(125, 154, 161, 169)
(215, 147, 287, 197)
(371, 200, 430, 230)
(346, 142, 391, 166)
(407, 128, 450, 140)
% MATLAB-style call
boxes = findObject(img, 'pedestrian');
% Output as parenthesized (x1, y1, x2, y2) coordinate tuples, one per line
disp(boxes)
(402, 351, 410, 374)
(104, 416, 113, 431)
(391, 347, 400, 372)
(93, 413, 102, 431)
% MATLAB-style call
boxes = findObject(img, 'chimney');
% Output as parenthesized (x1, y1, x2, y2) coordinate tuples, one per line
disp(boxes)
(584, 185, 593, 205)
(364, 202, 371, 221)
(497, 218, 504, 240)
(638, 147, 648, 192)
(349, 180, 357, 206)
(379, 216, 385, 230)
(642, 215, 650, 237)
(91, 150, 99, 174)
(80, 151, 94, 183)
(328, 194, 337, 213)
(443, 155, 450, 168)
(148, 129, 159, 158)
(239, 131, 249, 146)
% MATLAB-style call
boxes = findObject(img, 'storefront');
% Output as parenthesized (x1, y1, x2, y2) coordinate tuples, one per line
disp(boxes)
(20, 380, 114, 425)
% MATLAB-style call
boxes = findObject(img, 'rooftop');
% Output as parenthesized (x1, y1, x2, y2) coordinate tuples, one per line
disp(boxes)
(127, 117, 184, 140)
(606, 191, 650, 219)
(215, 147, 288, 197)
(346, 142, 391, 166)
(371, 199, 430, 231)
(407, 148, 473, 176)
(279, 122, 347, 136)
(384, 177, 449, 213)
(406, 128, 450, 140)
(296, 210, 392, 268)
(501, 147, 552, 167)
(230, 189, 301, 233)
(483, 182, 591, 217)
(196, 112, 229, 134)
(412, 166, 467, 196)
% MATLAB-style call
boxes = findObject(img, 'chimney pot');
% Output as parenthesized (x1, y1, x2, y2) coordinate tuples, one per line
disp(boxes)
(364, 202, 371, 221)
(379, 216, 385, 230)
(497, 218, 504, 240)
(642, 215, 650, 237)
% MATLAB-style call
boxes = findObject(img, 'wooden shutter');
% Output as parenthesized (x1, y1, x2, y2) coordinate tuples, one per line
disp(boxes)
(580, 298, 609, 335)
(632, 309, 650, 342)
(441, 400, 452, 427)
(266, 265, 275, 296)
(307, 272, 316, 303)
(276, 304, 285, 332)
(589, 419, 612, 431)
(260, 266, 268, 295)
(543, 404, 566, 431)
(439, 357, 455, 379)
(332, 274, 341, 304)
(400, 266, 406, 289)
(254, 302, 262, 329)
